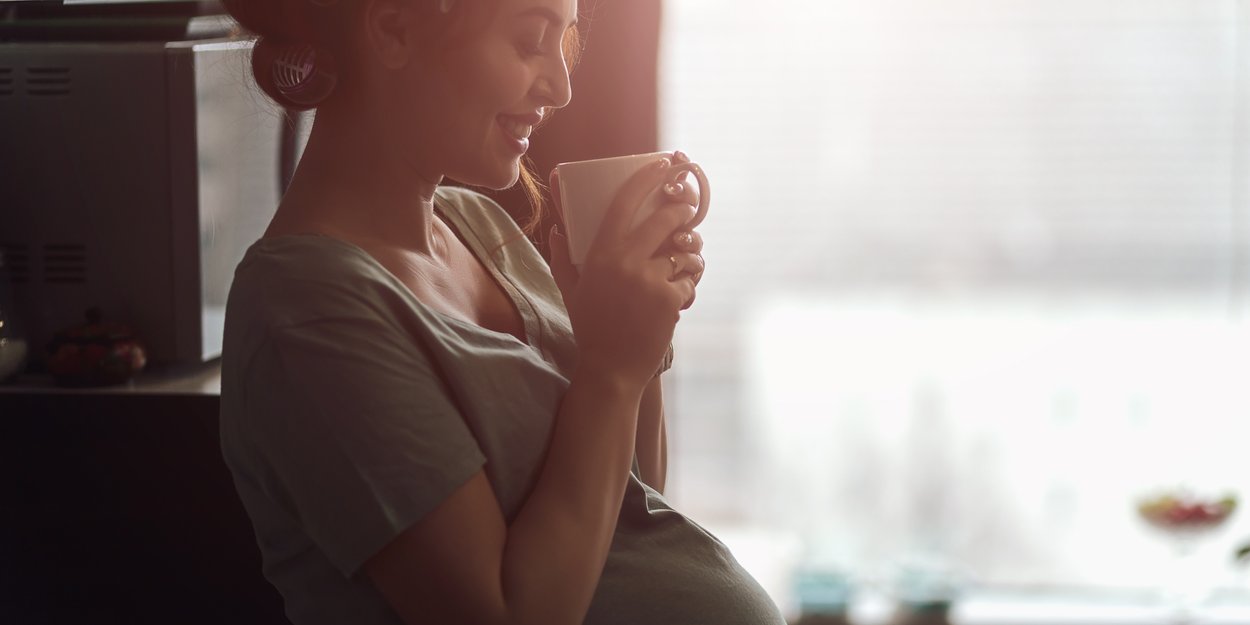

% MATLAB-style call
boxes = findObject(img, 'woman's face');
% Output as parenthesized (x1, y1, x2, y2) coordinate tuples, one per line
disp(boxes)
(392, 0, 577, 190)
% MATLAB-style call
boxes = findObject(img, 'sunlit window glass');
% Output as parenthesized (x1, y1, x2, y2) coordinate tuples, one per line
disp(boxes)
(660, 0, 1250, 616)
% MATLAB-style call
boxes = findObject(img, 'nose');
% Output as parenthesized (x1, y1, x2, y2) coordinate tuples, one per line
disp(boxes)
(535, 53, 572, 110)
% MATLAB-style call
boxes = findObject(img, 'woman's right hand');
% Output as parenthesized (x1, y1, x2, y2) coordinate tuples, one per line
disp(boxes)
(548, 157, 699, 389)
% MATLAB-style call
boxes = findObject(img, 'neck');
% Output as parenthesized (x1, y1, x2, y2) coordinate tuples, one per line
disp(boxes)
(274, 101, 447, 258)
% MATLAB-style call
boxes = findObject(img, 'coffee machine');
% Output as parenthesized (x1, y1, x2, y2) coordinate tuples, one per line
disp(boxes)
(0, 0, 308, 368)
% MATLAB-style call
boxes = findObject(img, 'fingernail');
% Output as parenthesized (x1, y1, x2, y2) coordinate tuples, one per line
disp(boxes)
(656, 157, 672, 169)
(674, 150, 690, 163)
(673, 231, 694, 247)
(663, 182, 685, 196)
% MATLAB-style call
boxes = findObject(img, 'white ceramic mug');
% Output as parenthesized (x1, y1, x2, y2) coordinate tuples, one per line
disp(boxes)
(555, 151, 710, 268)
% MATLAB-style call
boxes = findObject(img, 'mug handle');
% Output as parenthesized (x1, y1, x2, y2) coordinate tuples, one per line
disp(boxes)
(665, 162, 711, 229)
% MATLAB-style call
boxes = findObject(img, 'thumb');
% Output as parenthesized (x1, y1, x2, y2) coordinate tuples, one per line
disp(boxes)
(548, 223, 579, 296)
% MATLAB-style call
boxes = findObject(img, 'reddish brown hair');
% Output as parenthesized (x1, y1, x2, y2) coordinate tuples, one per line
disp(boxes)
(223, 0, 582, 244)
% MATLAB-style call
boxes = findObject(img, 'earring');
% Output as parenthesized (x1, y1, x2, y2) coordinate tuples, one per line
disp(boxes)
(272, 43, 339, 107)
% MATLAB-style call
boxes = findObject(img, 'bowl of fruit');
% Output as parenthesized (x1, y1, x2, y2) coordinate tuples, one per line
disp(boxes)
(45, 307, 147, 387)
(1137, 490, 1238, 535)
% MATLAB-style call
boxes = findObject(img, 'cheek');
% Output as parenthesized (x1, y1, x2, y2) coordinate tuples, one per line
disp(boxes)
(462, 51, 535, 109)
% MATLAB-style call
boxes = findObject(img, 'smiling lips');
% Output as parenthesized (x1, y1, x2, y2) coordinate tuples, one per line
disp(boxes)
(499, 116, 535, 141)
(497, 112, 542, 152)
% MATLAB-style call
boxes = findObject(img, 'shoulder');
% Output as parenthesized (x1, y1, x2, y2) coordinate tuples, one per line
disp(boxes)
(221, 235, 433, 405)
(226, 235, 412, 332)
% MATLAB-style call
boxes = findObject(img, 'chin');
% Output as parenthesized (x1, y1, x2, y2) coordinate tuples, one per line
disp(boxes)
(459, 162, 522, 191)
(489, 168, 523, 191)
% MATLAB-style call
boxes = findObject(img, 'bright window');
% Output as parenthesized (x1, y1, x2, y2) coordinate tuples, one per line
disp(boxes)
(659, 0, 1250, 617)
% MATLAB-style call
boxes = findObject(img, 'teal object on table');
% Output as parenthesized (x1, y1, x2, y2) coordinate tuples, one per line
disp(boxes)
(793, 566, 852, 617)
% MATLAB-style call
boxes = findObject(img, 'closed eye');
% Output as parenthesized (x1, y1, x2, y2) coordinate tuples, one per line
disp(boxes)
(517, 41, 545, 58)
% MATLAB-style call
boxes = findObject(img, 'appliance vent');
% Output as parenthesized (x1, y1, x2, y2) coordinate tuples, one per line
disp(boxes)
(26, 67, 71, 97)
(0, 68, 12, 97)
(0, 243, 31, 284)
(43, 244, 87, 285)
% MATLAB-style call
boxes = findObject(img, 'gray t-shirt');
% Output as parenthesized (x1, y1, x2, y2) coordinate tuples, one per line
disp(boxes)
(218, 186, 785, 625)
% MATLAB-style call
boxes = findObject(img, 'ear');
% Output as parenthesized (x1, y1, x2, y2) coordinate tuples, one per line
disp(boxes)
(361, 0, 418, 70)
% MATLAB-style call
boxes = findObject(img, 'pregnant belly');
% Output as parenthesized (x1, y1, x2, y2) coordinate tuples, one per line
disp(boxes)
(583, 503, 787, 625)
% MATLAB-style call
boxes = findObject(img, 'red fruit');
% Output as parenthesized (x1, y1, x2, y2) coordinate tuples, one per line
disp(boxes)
(1165, 506, 1191, 525)
(49, 344, 83, 376)
(82, 344, 107, 367)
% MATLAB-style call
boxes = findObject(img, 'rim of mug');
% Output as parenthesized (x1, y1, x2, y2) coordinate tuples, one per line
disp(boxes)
(555, 150, 675, 170)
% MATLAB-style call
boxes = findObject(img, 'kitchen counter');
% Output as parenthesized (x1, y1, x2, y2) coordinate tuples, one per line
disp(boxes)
(0, 359, 222, 396)
(0, 360, 286, 624)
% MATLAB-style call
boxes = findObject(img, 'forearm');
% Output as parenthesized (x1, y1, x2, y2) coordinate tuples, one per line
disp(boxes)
(635, 376, 667, 493)
(499, 369, 644, 625)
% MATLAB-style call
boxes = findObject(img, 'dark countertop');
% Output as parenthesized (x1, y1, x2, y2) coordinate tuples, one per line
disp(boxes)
(0, 360, 287, 625)
(0, 359, 222, 397)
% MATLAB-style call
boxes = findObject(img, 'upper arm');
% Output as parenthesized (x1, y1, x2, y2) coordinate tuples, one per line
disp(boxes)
(246, 313, 492, 575)
(364, 469, 512, 625)
(250, 318, 523, 623)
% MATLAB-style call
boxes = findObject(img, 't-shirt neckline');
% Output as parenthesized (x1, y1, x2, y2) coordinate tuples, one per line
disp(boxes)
(247, 194, 540, 351)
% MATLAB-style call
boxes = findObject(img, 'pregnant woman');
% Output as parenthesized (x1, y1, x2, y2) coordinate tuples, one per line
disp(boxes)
(217, 0, 786, 623)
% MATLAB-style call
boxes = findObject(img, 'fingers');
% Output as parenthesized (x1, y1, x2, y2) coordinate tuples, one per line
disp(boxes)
(669, 233, 705, 287)
(671, 272, 697, 313)
(665, 251, 705, 282)
(665, 237, 703, 310)
(627, 166, 702, 256)
(681, 290, 697, 311)
(669, 230, 703, 255)
(627, 200, 698, 259)
(661, 177, 700, 208)
(593, 156, 675, 250)
(642, 253, 698, 309)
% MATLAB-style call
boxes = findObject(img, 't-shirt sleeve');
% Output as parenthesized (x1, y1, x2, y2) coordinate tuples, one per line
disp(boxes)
(244, 313, 487, 579)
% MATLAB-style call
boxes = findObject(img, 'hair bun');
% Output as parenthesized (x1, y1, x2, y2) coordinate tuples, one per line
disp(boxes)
(252, 37, 338, 110)
(272, 43, 339, 107)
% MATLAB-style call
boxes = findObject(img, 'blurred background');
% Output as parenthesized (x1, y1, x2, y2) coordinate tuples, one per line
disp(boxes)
(654, 0, 1250, 620)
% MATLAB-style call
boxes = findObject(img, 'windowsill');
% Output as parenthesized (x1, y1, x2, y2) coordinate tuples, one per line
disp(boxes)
(845, 592, 1250, 625)
(705, 525, 1250, 625)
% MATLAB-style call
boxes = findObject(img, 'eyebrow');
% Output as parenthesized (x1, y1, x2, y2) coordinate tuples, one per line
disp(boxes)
(517, 6, 578, 30)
